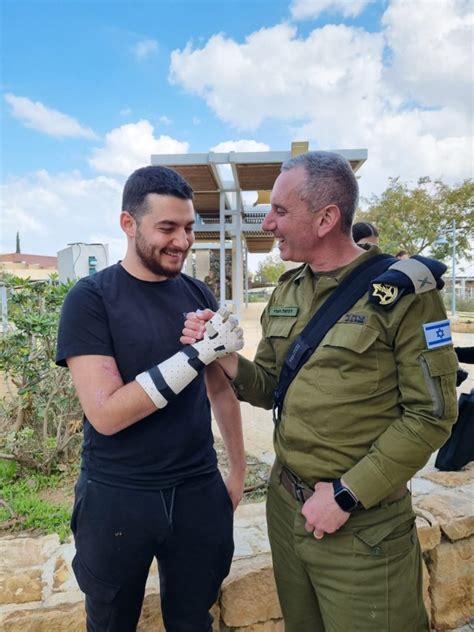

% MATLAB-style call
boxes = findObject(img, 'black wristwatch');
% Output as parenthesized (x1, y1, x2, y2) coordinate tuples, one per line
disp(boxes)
(333, 479, 359, 512)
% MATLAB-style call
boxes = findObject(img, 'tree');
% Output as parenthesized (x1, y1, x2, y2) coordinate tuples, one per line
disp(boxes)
(256, 253, 285, 285)
(360, 178, 473, 261)
(0, 275, 82, 473)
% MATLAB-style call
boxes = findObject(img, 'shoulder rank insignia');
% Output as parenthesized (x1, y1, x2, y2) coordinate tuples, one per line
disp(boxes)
(369, 255, 447, 310)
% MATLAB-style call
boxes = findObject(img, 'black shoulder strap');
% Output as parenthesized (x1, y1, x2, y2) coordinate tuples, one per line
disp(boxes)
(273, 254, 396, 423)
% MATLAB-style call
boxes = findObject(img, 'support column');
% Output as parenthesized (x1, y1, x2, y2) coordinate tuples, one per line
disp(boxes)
(219, 191, 226, 308)
(195, 250, 210, 281)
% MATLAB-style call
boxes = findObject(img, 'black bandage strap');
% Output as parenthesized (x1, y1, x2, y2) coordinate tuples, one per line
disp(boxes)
(181, 346, 206, 372)
(148, 366, 176, 402)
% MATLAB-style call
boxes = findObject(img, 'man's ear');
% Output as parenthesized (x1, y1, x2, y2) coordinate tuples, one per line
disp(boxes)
(120, 211, 136, 237)
(315, 204, 341, 238)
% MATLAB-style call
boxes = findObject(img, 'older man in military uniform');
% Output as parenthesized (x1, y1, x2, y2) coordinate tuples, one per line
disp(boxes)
(182, 151, 458, 631)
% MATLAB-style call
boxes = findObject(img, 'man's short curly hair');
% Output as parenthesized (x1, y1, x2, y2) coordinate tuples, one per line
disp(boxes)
(122, 166, 193, 223)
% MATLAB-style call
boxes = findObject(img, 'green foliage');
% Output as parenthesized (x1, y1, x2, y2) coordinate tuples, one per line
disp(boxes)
(359, 177, 474, 261)
(442, 294, 474, 315)
(255, 253, 285, 285)
(0, 460, 72, 542)
(0, 275, 82, 473)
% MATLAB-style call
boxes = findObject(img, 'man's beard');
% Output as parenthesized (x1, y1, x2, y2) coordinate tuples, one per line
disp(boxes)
(135, 230, 188, 279)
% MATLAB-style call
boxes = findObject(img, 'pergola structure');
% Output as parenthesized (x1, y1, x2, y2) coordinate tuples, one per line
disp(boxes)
(151, 143, 367, 316)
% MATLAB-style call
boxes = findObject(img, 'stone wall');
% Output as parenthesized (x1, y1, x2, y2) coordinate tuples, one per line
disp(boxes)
(1, 467, 472, 631)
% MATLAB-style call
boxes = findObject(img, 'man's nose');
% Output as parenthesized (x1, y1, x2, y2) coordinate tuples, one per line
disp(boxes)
(173, 229, 192, 249)
(262, 210, 275, 232)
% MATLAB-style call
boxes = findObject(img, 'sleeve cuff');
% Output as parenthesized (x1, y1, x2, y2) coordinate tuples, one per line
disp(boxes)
(343, 457, 397, 509)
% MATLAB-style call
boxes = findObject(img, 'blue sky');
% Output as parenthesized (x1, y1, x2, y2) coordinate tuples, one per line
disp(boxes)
(1, 0, 472, 269)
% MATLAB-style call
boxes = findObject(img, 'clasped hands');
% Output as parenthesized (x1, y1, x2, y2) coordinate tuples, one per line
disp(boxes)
(189, 307, 244, 363)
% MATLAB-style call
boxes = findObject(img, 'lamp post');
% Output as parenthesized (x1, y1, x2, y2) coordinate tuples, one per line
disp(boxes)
(451, 219, 456, 318)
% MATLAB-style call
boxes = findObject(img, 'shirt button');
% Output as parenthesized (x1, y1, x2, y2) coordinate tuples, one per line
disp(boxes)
(372, 546, 382, 556)
(238, 385, 244, 391)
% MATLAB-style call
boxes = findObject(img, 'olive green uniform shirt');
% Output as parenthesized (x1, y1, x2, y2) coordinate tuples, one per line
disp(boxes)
(234, 247, 458, 509)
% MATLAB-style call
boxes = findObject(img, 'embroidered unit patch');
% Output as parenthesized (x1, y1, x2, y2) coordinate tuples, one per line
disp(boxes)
(269, 306, 299, 317)
(423, 319, 452, 349)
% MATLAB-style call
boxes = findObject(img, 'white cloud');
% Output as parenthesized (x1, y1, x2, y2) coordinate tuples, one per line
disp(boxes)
(120, 107, 132, 116)
(4, 93, 98, 139)
(290, 0, 372, 20)
(170, 24, 385, 131)
(159, 115, 172, 125)
(89, 120, 189, 176)
(382, 0, 473, 113)
(132, 39, 158, 59)
(210, 140, 270, 152)
(1, 171, 123, 256)
(169, 4, 472, 195)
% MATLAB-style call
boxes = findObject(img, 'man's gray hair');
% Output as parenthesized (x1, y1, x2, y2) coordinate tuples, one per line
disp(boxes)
(281, 151, 359, 234)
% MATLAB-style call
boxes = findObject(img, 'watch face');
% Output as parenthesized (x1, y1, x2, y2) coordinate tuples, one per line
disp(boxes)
(336, 488, 356, 511)
(333, 483, 359, 512)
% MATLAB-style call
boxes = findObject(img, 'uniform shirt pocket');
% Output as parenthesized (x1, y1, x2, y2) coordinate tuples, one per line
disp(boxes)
(315, 323, 380, 398)
(265, 317, 298, 358)
(420, 347, 458, 419)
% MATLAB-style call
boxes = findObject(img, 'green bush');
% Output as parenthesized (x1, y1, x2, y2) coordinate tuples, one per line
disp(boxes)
(0, 275, 82, 473)
(442, 293, 474, 314)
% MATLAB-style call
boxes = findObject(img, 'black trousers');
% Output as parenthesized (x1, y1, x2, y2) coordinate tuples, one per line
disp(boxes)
(71, 470, 234, 632)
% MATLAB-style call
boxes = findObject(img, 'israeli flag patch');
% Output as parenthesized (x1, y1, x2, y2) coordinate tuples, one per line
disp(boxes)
(423, 319, 452, 349)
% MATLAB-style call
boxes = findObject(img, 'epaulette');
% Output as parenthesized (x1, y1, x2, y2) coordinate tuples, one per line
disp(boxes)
(369, 255, 447, 310)
(278, 264, 305, 284)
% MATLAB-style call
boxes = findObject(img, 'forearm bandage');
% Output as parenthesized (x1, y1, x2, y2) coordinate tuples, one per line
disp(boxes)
(135, 307, 243, 409)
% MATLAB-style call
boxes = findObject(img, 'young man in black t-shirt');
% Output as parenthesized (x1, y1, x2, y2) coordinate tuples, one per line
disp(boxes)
(56, 166, 245, 631)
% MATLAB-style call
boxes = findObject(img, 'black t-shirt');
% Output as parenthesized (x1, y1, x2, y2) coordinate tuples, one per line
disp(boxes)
(56, 263, 219, 489)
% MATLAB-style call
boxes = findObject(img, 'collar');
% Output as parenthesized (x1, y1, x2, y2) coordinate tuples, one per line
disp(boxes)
(292, 245, 383, 285)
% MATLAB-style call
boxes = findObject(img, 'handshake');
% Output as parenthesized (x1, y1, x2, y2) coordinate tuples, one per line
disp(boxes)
(183, 307, 244, 364)
(136, 308, 244, 410)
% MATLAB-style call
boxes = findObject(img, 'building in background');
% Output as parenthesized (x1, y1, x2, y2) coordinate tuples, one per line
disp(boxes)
(0, 253, 58, 280)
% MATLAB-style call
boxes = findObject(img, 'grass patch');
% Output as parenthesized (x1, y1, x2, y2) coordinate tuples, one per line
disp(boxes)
(0, 459, 74, 542)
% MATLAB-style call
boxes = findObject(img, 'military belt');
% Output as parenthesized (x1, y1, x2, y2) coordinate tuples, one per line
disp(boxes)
(280, 465, 407, 507)
(280, 467, 319, 503)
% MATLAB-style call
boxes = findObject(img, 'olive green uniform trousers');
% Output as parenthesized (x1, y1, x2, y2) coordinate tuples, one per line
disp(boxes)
(266, 463, 429, 632)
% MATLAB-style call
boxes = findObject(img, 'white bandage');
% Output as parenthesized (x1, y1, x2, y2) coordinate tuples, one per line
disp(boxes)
(135, 371, 168, 409)
(135, 307, 244, 409)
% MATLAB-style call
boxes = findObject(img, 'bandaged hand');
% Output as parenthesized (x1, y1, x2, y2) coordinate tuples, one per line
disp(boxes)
(136, 308, 243, 409)
(192, 307, 244, 364)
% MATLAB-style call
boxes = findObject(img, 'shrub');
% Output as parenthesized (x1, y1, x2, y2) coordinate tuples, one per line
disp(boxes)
(0, 275, 82, 473)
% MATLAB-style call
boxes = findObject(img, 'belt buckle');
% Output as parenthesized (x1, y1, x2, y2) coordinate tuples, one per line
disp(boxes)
(293, 481, 307, 503)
